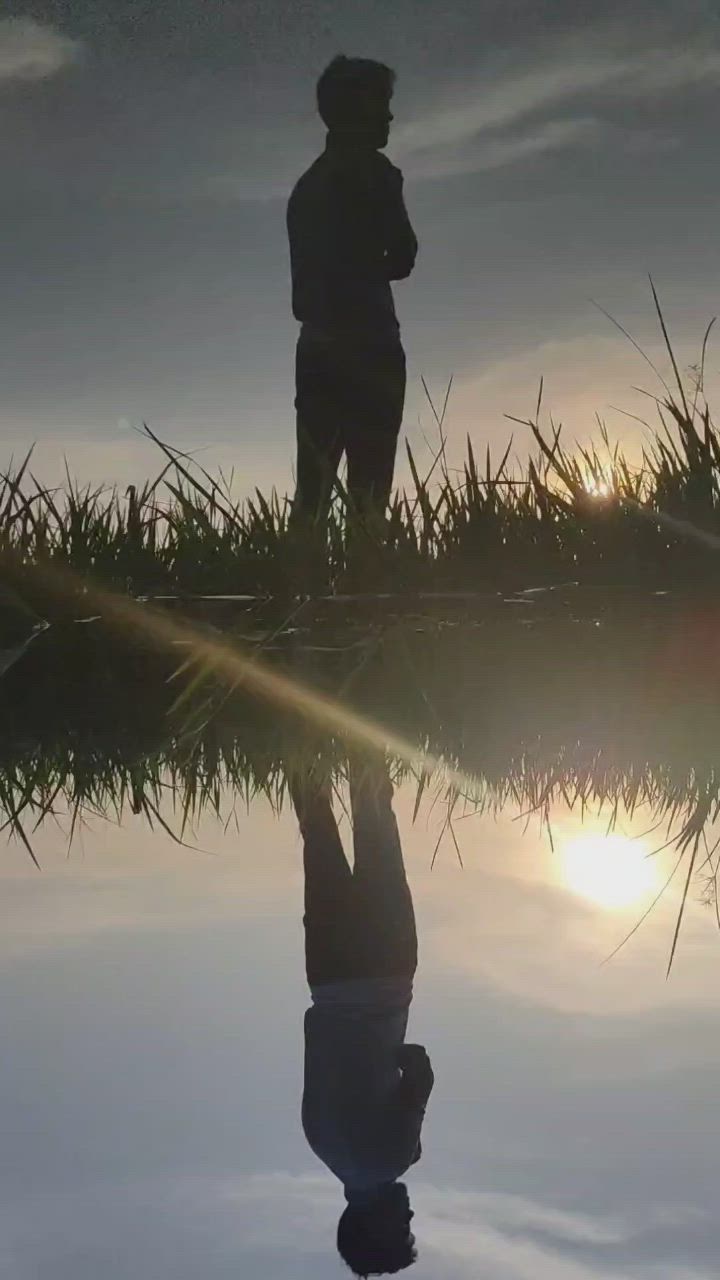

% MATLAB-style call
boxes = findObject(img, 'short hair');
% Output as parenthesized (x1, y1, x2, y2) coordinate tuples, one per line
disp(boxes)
(337, 1206, 417, 1277)
(316, 55, 396, 130)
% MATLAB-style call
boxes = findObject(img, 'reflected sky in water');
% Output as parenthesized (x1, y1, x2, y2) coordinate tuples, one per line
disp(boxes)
(1, 784, 717, 1279)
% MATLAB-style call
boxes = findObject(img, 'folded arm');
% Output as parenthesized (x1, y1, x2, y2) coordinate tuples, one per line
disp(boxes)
(397, 1043, 434, 1110)
(382, 167, 418, 281)
(381, 1043, 434, 1172)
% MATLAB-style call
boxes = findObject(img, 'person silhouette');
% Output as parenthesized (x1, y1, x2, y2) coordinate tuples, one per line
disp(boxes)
(287, 56, 418, 551)
(289, 755, 433, 1276)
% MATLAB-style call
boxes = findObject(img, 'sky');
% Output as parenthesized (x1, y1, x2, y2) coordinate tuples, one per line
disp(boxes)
(1, 786, 718, 1278)
(3, 0, 720, 495)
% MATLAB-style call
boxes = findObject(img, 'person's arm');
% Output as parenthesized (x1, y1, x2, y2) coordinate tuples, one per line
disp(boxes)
(380, 1043, 434, 1173)
(397, 1043, 434, 1111)
(287, 186, 327, 325)
(381, 165, 418, 281)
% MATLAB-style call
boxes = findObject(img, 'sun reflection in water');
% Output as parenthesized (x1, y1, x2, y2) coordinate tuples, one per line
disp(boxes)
(561, 832, 659, 908)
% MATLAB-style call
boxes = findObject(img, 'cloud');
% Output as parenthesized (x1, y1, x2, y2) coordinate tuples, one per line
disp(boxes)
(204, 1174, 707, 1273)
(419, 1187, 632, 1247)
(404, 116, 603, 181)
(393, 34, 720, 180)
(395, 41, 720, 158)
(2, 1173, 710, 1280)
(0, 17, 82, 84)
(383, 1183, 712, 1280)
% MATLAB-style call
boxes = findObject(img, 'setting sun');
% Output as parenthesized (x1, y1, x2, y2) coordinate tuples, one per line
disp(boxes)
(561, 832, 659, 908)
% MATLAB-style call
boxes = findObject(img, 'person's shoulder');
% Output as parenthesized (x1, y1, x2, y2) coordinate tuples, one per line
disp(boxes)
(288, 154, 326, 206)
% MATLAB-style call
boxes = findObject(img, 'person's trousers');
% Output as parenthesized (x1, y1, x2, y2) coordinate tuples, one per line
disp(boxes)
(292, 331, 406, 527)
(291, 763, 418, 987)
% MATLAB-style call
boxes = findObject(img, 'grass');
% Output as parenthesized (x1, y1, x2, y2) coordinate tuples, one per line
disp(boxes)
(2, 284, 720, 617)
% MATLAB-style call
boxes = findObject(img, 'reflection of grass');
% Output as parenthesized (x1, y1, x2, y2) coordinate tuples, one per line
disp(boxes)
(2, 599, 720, 968)
(2, 287, 720, 611)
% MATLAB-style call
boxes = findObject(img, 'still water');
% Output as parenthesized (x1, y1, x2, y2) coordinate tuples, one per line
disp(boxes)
(1, 771, 717, 1279)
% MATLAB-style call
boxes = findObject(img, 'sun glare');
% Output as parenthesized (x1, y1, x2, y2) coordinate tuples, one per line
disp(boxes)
(561, 832, 659, 908)
(583, 474, 612, 498)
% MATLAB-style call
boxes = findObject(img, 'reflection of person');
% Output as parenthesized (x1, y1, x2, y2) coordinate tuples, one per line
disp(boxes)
(290, 758, 433, 1276)
(287, 55, 418, 534)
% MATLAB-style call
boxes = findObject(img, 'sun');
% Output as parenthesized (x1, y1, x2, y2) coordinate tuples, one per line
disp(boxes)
(561, 832, 659, 908)
(584, 476, 611, 498)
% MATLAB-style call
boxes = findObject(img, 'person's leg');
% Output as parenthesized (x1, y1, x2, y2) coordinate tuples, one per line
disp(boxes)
(289, 770, 358, 987)
(345, 341, 406, 526)
(348, 755, 418, 980)
(291, 334, 345, 528)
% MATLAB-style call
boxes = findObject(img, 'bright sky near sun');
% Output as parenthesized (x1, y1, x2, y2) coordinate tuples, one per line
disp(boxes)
(561, 831, 659, 909)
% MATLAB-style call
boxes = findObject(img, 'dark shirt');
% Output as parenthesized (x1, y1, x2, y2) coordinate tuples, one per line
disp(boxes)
(302, 977, 433, 1193)
(287, 137, 418, 341)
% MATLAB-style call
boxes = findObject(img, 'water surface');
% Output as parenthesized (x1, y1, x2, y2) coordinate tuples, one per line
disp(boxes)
(2, 771, 717, 1279)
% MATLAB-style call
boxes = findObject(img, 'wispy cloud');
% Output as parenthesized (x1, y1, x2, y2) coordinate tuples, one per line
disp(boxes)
(393, 34, 720, 180)
(0, 17, 82, 84)
(404, 116, 603, 180)
(395, 40, 720, 157)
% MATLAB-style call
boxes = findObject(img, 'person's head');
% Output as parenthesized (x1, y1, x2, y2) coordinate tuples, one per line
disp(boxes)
(316, 55, 395, 149)
(337, 1183, 417, 1277)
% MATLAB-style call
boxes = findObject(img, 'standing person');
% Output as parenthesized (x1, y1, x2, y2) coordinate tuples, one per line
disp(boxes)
(289, 756, 433, 1276)
(287, 56, 418, 551)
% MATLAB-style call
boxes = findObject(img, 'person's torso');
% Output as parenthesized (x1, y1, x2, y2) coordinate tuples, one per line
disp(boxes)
(302, 978, 413, 1188)
(287, 149, 400, 339)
